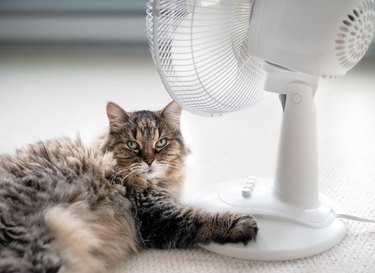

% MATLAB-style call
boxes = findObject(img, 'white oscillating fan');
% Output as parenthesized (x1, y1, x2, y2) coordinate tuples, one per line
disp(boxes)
(146, 0, 375, 261)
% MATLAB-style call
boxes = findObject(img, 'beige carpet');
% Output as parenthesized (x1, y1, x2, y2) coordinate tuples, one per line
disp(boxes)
(0, 53, 374, 273)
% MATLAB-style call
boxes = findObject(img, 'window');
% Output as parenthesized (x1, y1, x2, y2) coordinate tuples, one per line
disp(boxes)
(0, 0, 148, 49)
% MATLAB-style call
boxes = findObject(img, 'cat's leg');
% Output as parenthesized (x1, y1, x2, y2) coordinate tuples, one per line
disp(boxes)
(45, 201, 138, 273)
(143, 207, 257, 249)
(131, 187, 258, 249)
(44, 205, 109, 273)
(194, 211, 258, 245)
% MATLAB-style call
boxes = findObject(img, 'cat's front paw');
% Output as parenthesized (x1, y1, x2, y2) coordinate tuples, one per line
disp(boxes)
(226, 214, 258, 245)
(213, 213, 258, 245)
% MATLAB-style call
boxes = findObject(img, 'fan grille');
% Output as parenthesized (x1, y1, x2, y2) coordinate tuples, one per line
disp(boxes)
(147, 0, 265, 115)
(335, 0, 375, 70)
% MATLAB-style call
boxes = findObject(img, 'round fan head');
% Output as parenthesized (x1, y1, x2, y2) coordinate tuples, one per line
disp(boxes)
(245, 0, 375, 78)
(335, 0, 375, 71)
(146, 0, 266, 115)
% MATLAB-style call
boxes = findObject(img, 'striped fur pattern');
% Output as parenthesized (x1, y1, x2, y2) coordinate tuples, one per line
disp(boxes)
(0, 101, 257, 273)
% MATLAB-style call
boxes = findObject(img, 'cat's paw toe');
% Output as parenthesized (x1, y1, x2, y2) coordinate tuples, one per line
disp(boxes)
(226, 215, 258, 245)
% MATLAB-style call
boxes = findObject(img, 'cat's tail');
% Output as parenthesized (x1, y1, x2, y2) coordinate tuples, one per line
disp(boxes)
(44, 205, 107, 273)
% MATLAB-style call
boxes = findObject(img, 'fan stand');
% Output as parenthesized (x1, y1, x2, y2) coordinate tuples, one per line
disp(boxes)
(188, 63, 346, 261)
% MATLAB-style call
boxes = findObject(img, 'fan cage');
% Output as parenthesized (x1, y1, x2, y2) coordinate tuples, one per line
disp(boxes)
(147, 0, 265, 115)
(335, 0, 375, 70)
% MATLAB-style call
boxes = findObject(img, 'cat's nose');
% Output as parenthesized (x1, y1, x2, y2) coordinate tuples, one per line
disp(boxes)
(144, 158, 155, 166)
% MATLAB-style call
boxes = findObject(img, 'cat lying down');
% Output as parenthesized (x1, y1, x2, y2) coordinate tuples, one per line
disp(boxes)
(0, 101, 257, 273)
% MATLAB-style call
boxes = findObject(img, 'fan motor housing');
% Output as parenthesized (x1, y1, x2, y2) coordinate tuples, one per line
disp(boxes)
(247, 0, 375, 78)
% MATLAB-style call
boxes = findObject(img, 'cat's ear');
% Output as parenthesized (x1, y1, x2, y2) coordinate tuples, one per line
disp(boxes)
(161, 101, 182, 127)
(106, 102, 129, 125)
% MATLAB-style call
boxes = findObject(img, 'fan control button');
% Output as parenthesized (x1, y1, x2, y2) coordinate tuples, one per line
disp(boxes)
(242, 176, 257, 198)
(291, 93, 302, 104)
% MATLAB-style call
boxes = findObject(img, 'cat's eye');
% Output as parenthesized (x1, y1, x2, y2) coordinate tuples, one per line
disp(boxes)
(127, 140, 139, 150)
(155, 138, 168, 149)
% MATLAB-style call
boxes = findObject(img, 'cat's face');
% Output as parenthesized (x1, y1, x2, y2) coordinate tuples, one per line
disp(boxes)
(104, 101, 187, 188)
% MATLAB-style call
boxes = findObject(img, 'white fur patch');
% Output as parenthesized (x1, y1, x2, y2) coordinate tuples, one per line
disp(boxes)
(136, 161, 167, 180)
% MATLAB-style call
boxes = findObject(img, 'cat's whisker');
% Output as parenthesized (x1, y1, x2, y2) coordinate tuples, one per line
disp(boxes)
(162, 163, 179, 169)
(111, 167, 141, 184)
(121, 169, 140, 183)
(109, 172, 120, 184)
(159, 161, 181, 170)
(110, 170, 128, 184)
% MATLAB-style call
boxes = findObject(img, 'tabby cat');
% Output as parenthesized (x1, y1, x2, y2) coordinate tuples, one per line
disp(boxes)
(0, 101, 257, 273)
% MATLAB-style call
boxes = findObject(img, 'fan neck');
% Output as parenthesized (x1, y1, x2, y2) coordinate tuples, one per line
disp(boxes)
(274, 79, 320, 208)
(263, 62, 319, 95)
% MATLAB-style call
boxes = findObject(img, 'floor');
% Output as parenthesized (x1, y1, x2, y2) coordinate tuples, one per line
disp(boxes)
(0, 52, 375, 272)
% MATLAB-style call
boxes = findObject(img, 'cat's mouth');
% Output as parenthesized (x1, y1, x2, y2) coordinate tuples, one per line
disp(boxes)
(136, 162, 166, 180)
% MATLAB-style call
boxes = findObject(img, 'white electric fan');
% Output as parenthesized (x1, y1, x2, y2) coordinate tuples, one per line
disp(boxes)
(146, 0, 375, 261)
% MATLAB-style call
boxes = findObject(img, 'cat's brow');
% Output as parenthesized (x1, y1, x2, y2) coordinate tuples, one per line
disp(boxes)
(154, 128, 160, 140)
(135, 128, 142, 141)
(129, 124, 137, 139)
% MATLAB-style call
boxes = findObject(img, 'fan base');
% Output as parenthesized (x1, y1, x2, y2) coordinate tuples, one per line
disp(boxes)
(187, 178, 346, 261)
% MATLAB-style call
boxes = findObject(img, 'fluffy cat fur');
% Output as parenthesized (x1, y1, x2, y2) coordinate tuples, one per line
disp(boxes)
(0, 101, 257, 273)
